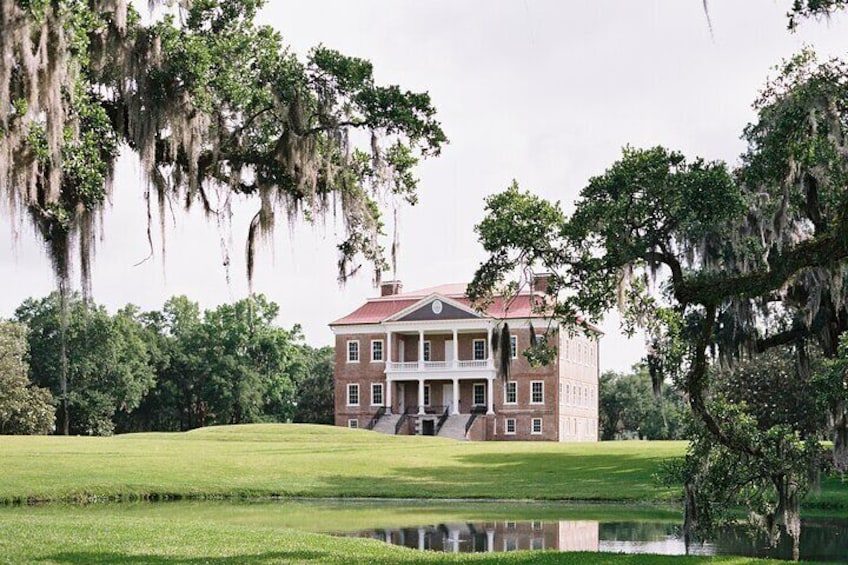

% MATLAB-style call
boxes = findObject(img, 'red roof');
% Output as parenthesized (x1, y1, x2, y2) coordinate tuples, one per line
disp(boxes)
(330, 283, 549, 326)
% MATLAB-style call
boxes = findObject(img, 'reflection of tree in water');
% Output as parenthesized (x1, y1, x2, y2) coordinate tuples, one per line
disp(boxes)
(710, 520, 848, 562)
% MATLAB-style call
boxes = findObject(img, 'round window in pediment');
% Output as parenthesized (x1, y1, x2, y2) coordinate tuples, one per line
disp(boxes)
(432, 300, 443, 314)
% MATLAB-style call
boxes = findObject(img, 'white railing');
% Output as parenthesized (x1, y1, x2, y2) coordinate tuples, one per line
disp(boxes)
(387, 361, 419, 372)
(457, 360, 489, 369)
(386, 360, 493, 373)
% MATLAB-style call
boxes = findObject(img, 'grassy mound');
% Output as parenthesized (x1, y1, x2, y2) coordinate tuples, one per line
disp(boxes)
(0, 424, 685, 503)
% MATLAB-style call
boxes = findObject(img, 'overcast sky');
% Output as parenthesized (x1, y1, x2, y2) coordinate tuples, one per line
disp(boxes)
(3, 1, 848, 372)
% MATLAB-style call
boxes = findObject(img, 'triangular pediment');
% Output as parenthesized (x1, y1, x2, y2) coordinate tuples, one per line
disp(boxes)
(387, 294, 482, 322)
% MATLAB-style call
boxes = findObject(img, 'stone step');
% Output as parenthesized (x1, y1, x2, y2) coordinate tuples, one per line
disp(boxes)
(436, 414, 472, 440)
(372, 413, 400, 435)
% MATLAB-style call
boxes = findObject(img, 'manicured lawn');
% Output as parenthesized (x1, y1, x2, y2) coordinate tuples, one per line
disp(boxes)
(1, 425, 845, 563)
(0, 424, 685, 503)
(0, 501, 823, 564)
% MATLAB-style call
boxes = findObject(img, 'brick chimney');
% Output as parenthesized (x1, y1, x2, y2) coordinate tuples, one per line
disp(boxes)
(532, 273, 551, 295)
(381, 280, 403, 296)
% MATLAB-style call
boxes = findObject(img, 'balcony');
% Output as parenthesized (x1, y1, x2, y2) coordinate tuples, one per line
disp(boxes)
(385, 359, 495, 379)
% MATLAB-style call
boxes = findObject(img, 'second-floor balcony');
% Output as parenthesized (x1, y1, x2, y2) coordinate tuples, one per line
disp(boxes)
(386, 359, 494, 373)
(384, 357, 497, 382)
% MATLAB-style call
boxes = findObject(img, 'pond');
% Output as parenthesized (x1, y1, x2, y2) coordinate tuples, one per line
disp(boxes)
(0, 499, 845, 563)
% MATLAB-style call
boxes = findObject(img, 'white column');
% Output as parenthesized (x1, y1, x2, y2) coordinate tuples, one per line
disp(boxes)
(452, 378, 460, 415)
(486, 376, 495, 415)
(419, 329, 425, 369)
(385, 330, 392, 414)
(418, 378, 425, 415)
(486, 529, 495, 553)
(487, 325, 493, 367)
(418, 528, 426, 551)
(452, 328, 459, 368)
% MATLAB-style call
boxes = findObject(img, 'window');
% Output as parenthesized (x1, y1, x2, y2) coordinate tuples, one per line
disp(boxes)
(371, 340, 384, 362)
(531, 418, 543, 434)
(347, 419, 358, 429)
(347, 340, 359, 363)
(473, 383, 486, 405)
(505, 418, 516, 435)
(510, 335, 517, 359)
(473, 339, 486, 360)
(423, 340, 431, 361)
(531, 381, 544, 404)
(504, 537, 518, 551)
(531, 537, 545, 550)
(371, 383, 383, 406)
(423, 384, 431, 406)
(347, 383, 359, 406)
(504, 381, 517, 404)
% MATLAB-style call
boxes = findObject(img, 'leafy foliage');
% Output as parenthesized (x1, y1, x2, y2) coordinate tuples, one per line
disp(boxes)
(14, 294, 155, 435)
(599, 364, 687, 440)
(291, 345, 334, 425)
(0, 0, 446, 296)
(0, 321, 54, 434)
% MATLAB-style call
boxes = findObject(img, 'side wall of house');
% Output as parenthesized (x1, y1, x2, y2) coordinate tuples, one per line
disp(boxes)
(557, 331, 600, 441)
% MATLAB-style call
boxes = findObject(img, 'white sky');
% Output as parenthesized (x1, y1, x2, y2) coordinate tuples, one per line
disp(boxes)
(3, 1, 848, 372)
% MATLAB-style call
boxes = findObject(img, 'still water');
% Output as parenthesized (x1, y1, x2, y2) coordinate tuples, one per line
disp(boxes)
(338, 517, 848, 562)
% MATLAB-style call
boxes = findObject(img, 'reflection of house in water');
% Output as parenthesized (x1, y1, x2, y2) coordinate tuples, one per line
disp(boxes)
(348, 520, 599, 553)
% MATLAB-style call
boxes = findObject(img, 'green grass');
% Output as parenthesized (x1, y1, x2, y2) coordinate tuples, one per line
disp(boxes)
(1, 424, 845, 564)
(0, 424, 686, 503)
(0, 501, 824, 565)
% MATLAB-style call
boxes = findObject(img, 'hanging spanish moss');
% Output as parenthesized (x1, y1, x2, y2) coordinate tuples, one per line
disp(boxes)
(1, 0, 445, 297)
(1, 0, 446, 434)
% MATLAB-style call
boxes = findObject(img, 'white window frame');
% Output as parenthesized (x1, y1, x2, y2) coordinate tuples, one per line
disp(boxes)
(371, 383, 383, 406)
(473, 383, 486, 406)
(504, 381, 517, 404)
(371, 339, 384, 362)
(423, 384, 431, 406)
(473, 339, 486, 361)
(530, 380, 544, 404)
(423, 340, 432, 362)
(505, 417, 516, 435)
(347, 340, 360, 363)
(510, 335, 517, 359)
(347, 418, 358, 429)
(531, 417, 543, 435)
(347, 383, 360, 406)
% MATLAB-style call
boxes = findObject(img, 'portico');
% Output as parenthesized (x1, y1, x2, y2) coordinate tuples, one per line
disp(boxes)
(383, 318, 497, 416)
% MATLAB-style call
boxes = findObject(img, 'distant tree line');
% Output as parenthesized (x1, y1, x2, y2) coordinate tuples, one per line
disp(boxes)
(0, 294, 333, 435)
(598, 364, 687, 441)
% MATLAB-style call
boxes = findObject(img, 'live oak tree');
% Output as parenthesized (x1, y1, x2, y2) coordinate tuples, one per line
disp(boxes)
(469, 49, 848, 547)
(1, 0, 445, 435)
(0, 0, 445, 294)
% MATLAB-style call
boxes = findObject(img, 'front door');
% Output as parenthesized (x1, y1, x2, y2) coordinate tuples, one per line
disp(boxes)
(442, 383, 454, 413)
(398, 383, 405, 413)
(445, 340, 454, 365)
